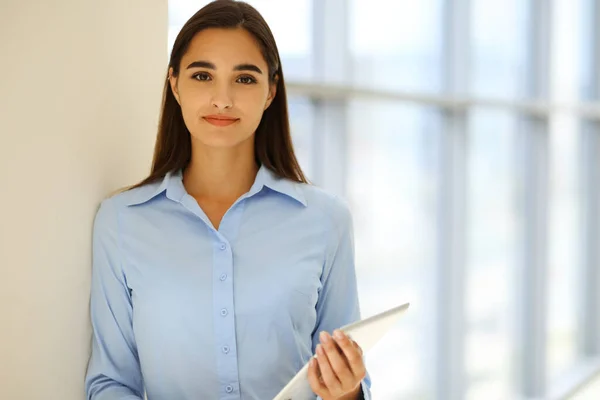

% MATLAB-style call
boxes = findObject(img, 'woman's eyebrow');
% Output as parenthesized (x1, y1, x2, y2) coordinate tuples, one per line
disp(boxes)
(233, 63, 263, 74)
(186, 60, 263, 74)
(186, 60, 215, 70)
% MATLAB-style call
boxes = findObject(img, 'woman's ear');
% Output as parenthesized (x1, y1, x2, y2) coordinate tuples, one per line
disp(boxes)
(168, 67, 180, 105)
(264, 74, 279, 110)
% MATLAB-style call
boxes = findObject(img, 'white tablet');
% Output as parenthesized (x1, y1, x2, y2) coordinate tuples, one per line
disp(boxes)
(272, 302, 410, 400)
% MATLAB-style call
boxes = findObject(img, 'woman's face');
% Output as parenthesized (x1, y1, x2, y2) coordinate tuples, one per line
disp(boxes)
(169, 28, 276, 149)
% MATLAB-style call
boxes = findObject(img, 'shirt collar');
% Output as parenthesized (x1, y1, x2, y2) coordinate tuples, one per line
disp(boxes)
(125, 165, 306, 207)
(249, 164, 307, 206)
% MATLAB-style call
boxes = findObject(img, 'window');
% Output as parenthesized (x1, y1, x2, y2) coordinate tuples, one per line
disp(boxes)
(347, 101, 438, 398)
(471, 0, 527, 98)
(349, 0, 443, 93)
(465, 109, 518, 399)
(547, 114, 581, 381)
(546, 0, 584, 383)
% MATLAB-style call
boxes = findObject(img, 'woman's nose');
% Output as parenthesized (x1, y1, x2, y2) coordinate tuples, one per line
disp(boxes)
(210, 85, 233, 110)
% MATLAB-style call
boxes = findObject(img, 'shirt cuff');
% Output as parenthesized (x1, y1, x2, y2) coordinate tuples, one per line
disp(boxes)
(359, 379, 371, 400)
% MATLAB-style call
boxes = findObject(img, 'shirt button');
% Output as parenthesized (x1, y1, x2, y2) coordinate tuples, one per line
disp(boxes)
(220, 308, 228, 316)
(219, 243, 227, 250)
(225, 385, 233, 393)
(222, 345, 230, 354)
(219, 273, 227, 281)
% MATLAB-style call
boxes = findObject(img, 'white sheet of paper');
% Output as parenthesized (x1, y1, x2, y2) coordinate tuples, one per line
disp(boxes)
(272, 302, 410, 400)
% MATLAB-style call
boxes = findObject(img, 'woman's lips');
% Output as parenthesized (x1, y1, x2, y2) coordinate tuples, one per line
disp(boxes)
(203, 115, 239, 127)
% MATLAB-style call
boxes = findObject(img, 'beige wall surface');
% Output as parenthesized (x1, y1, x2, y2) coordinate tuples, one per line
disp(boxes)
(0, 1, 167, 398)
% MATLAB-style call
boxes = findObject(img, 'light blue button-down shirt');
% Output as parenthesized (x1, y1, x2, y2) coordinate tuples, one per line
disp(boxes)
(85, 165, 372, 400)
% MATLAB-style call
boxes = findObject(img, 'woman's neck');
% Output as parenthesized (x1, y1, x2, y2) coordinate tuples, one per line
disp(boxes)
(182, 141, 259, 203)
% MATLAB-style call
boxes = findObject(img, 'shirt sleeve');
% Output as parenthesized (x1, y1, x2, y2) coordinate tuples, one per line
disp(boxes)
(85, 199, 144, 400)
(313, 198, 372, 400)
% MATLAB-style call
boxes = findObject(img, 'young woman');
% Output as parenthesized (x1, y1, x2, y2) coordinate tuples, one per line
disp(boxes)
(85, 1, 371, 399)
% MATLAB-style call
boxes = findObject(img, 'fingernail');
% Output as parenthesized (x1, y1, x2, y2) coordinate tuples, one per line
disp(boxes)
(317, 344, 324, 354)
(320, 331, 329, 343)
(333, 329, 344, 340)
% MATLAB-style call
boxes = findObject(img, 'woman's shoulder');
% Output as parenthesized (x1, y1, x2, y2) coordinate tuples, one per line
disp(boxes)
(92, 182, 163, 236)
(296, 183, 353, 227)
(97, 179, 164, 215)
(113, 173, 170, 203)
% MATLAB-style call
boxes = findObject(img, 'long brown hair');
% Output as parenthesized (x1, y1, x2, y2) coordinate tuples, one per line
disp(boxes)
(130, 0, 307, 190)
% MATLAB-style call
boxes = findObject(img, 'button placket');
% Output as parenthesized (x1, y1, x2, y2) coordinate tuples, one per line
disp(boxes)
(212, 216, 242, 399)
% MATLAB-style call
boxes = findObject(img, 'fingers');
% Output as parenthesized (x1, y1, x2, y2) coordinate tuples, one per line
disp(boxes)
(332, 330, 367, 380)
(307, 356, 327, 394)
(321, 330, 367, 387)
(308, 330, 367, 398)
(316, 341, 343, 393)
(351, 339, 364, 357)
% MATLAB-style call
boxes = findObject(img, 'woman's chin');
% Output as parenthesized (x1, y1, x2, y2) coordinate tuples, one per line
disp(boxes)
(190, 131, 254, 150)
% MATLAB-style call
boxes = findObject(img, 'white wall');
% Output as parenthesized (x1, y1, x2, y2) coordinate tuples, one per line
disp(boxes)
(0, 1, 167, 398)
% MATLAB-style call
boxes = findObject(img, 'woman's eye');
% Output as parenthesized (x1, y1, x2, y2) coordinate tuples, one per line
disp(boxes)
(193, 72, 211, 81)
(237, 76, 256, 84)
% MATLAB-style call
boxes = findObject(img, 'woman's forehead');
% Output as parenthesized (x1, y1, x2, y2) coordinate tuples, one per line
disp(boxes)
(182, 28, 266, 67)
